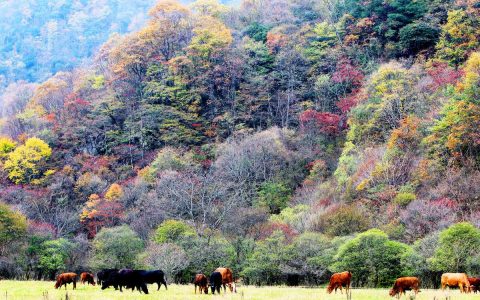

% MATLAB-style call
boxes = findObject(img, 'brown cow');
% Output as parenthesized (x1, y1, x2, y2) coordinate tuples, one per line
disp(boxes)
(327, 271, 351, 294)
(327, 271, 352, 294)
(214, 267, 236, 293)
(389, 277, 420, 298)
(54, 272, 78, 290)
(80, 272, 96, 286)
(468, 277, 480, 293)
(441, 273, 471, 293)
(194, 273, 208, 294)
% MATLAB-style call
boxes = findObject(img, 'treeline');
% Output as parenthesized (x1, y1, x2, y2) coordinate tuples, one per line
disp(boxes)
(1, 0, 480, 288)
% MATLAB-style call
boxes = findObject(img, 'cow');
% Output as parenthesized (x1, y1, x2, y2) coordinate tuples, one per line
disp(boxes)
(468, 277, 480, 293)
(80, 272, 96, 286)
(389, 277, 420, 298)
(101, 269, 148, 294)
(214, 267, 236, 293)
(138, 270, 167, 291)
(97, 269, 118, 286)
(194, 273, 208, 294)
(210, 272, 222, 294)
(54, 273, 78, 290)
(441, 273, 471, 293)
(326, 271, 351, 294)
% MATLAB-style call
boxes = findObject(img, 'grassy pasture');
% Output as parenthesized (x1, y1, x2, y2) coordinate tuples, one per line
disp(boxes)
(0, 281, 480, 300)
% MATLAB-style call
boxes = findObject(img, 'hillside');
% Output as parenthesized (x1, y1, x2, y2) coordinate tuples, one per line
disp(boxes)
(0, 0, 480, 288)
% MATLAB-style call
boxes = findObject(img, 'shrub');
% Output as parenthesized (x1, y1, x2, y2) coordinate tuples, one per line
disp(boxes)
(154, 220, 196, 244)
(90, 225, 144, 269)
(330, 229, 413, 287)
(393, 192, 416, 206)
(429, 222, 480, 273)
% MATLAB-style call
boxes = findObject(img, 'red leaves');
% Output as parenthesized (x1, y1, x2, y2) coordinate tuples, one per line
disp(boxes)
(258, 222, 298, 242)
(332, 58, 364, 88)
(427, 62, 463, 91)
(337, 90, 363, 113)
(300, 109, 342, 135)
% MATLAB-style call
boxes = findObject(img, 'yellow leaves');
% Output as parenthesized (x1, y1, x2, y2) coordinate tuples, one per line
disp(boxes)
(188, 16, 232, 59)
(387, 116, 421, 150)
(190, 0, 229, 18)
(3, 137, 52, 184)
(148, 0, 189, 18)
(105, 183, 123, 201)
(0, 137, 16, 159)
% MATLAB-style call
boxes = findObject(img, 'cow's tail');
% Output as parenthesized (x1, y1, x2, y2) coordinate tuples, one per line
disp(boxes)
(163, 273, 168, 290)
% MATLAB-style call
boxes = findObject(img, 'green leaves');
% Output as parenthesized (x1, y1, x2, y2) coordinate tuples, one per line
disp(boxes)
(331, 229, 413, 287)
(429, 222, 480, 272)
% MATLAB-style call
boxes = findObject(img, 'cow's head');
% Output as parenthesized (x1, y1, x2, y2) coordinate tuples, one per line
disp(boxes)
(101, 281, 110, 290)
(54, 280, 60, 289)
(210, 283, 216, 294)
(389, 288, 398, 297)
(203, 285, 209, 294)
(326, 285, 334, 294)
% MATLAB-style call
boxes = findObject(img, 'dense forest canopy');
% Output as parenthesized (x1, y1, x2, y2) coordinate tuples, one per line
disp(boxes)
(1, 0, 480, 288)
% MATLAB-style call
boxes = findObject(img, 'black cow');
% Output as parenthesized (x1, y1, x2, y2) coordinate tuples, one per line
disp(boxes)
(97, 269, 118, 286)
(210, 272, 222, 294)
(138, 270, 168, 291)
(101, 269, 148, 294)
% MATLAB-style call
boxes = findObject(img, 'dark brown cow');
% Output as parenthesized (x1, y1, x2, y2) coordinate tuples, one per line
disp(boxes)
(194, 273, 208, 294)
(441, 273, 470, 293)
(54, 273, 78, 290)
(80, 272, 96, 286)
(468, 277, 480, 293)
(214, 267, 236, 293)
(326, 271, 351, 294)
(389, 277, 420, 298)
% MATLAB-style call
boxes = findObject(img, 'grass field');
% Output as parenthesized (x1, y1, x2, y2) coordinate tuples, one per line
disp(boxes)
(1, 281, 480, 300)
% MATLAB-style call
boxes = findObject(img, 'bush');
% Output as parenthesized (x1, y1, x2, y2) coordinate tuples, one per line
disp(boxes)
(256, 182, 291, 214)
(154, 220, 196, 244)
(330, 229, 413, 287)
(90, 225, 144, 269)
(313, 204, 370, 236)
(393, 192, 416, 206)
(429, 222, 480, 273)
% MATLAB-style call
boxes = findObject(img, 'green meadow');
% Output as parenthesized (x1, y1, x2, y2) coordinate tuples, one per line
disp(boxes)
(0, 281, 480, 300)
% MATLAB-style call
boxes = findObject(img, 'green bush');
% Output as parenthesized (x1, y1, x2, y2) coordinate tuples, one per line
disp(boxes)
(90, 225, 144, 269)
(330, 229, 413, 287)
(154, 220, 196, 244)
(393, 192, 416, 206)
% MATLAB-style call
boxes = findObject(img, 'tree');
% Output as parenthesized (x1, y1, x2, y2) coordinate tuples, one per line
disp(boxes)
(80, 193, 124, 239)
(426, 52, 480, 165)
(430, 222, 480, 273)
(256, 182, 291, 214)
(0, 137, 16, 159)
(143, 243, 189, 282)
(243, 230, 288, 285)
(435, 9, 480, 66)
(154, 219, 196, 244)
(38, 238, 77, 280)
(330, 229, 413, 287)
(4, 137, 52, 184)
(90, 225, 144, 269)
(0, 203, 27, 257)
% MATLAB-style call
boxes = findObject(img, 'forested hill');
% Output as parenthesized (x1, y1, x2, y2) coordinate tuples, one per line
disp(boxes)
(0, 0, 157, 89)
(1, 0, 480, 288)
